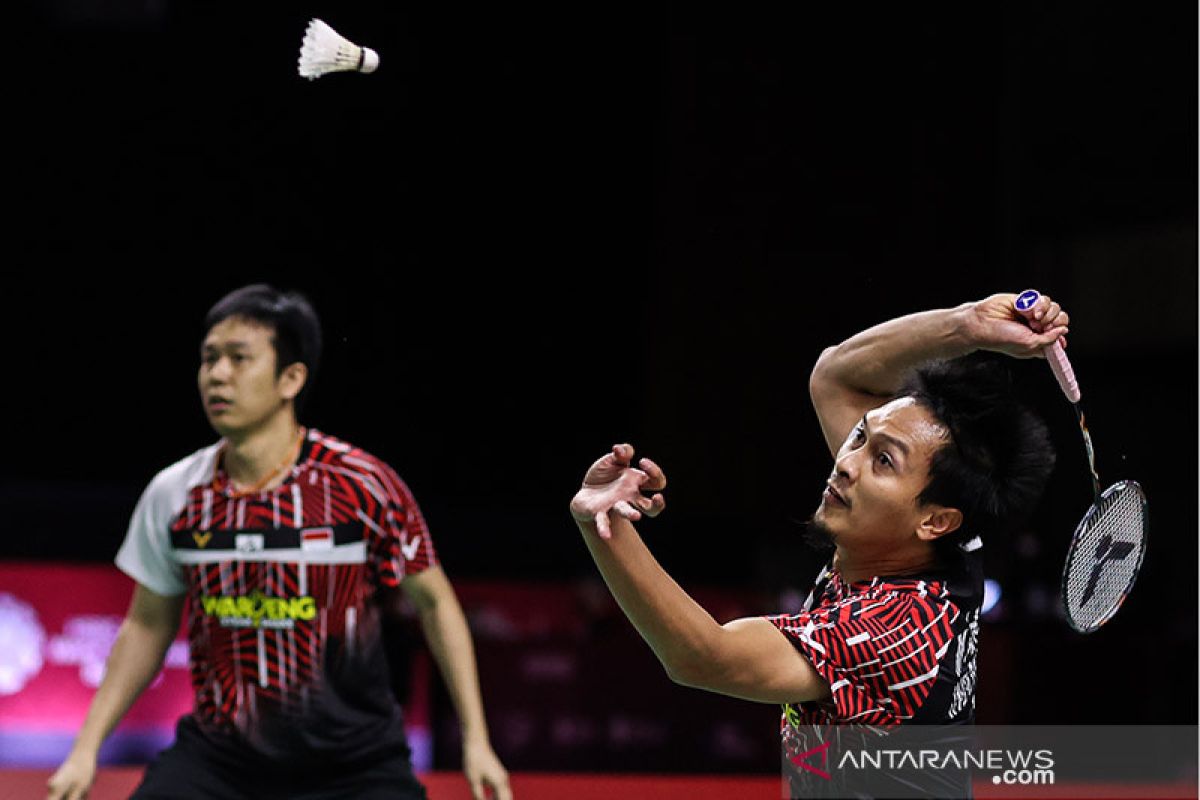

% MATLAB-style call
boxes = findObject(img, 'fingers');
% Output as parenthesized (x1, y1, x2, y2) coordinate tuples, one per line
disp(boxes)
(611, 443, 635, 465)
(621, 468, 668, 518)
(638, 457, 667, 491)
(1031, 294, 1050, 321)
(643, 492, 666, 518)
(1044, 303, 1068, 328)
(490, 775, 514, 800)
(46, 775, 70, 800)
(599, 493, 655, 531)
(603, 449, 667, 492)
(1030, 325, 1068, 353)
(468, 776, 485, 800)
(1009, 291, 1073, 360)
(594, 510, 612, 540)
(1027, 293, 1070, 332)
(579, 446, 667, 539)
(613, 500, 642, 521)
(46, 784, 84, 800)
(623, 488, 666, 516)
(1034, 300, 1062, 331)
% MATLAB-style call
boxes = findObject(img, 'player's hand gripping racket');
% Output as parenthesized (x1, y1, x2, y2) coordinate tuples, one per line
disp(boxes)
(1014, 289, 1148, 633)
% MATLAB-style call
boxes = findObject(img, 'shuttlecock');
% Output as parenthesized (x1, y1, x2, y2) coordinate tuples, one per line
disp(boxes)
(297, 18, 379, 80)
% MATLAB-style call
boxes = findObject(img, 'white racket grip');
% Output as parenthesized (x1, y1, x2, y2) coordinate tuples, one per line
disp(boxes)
(1013, 289, 1082, 403)
(1043, 339, 1081, 403)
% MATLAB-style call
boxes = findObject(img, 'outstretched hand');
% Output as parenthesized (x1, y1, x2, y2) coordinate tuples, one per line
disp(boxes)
(463, 738, 511, 800)
(570, 444, 667, 539)
(964, 291, 1070, 358)
(45, 751, 95, 800)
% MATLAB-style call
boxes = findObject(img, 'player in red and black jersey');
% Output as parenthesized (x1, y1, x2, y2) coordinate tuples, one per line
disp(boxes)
(48, 285, 510, 800)
(568, 291, 1066, 798)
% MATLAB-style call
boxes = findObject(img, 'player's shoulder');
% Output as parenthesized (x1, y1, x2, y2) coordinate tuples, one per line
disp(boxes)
(144, 441, 221, 498)
(883, 580, 964, 631)
(305, 429, 401, 480)
(875, 578, 957, 609)
(816, 577, 952, 624)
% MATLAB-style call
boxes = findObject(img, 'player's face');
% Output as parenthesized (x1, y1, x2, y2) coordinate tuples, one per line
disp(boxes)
(198, 317, 295, 437)
(813, 397, 949, 550)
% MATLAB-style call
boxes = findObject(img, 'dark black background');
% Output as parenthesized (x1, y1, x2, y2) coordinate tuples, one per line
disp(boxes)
(4, 0, 1196, 737)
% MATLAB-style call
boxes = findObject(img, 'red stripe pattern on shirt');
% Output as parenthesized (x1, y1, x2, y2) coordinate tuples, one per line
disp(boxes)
(169, 429, 437, 735)
(767, 573, 959, 731)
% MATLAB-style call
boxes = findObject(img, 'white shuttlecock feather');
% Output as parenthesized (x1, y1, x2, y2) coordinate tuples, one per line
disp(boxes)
(297, 18, 379, 80)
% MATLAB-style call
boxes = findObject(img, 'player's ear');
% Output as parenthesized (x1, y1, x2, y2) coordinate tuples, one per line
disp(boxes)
(915, 506, 962, 541)
(278, 362, 308, 401)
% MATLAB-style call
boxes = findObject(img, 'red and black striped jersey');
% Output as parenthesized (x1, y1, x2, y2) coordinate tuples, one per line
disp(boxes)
(768, 547, 983, 797)
(115, 429, 437, 764)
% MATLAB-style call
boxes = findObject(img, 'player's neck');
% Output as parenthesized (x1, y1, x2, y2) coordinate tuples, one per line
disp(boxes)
(222, 412, 304, 493)
(833, 544, 937, 585)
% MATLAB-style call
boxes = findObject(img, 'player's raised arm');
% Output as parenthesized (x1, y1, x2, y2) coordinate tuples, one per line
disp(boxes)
(569, 445, 830, 704)
(809, 292, 1069, 457)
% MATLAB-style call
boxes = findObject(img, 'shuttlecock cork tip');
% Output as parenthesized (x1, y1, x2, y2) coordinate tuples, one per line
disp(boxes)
(359, 47, 380, 73)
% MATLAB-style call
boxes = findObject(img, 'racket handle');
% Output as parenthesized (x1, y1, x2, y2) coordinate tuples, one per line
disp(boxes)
(1043, 341, 1081, 403)
(1013, 289, 1081, 403)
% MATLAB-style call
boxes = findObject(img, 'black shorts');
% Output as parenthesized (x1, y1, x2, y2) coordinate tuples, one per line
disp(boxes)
(130, 717, 428, 800)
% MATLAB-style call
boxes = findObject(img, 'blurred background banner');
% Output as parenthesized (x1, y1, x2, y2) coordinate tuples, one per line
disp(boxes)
(0, 563, 781, 773)
(2, 0, 1196, 778)
(0, 564, 192, 766)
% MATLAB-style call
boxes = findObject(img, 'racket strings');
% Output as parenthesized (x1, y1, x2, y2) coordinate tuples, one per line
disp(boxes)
(1063, 483, 1147, 630)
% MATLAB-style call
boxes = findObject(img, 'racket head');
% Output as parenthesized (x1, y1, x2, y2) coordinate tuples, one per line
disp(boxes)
(1060, 480, 1148, 633)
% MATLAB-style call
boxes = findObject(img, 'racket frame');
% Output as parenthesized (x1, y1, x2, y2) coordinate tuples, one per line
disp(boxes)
(1060, 479, 1149, 634)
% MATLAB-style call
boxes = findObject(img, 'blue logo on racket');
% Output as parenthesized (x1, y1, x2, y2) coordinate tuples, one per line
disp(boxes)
(1015, 289, 1040, 312)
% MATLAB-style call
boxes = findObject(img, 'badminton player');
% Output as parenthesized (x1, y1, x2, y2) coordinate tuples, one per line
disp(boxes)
(569, 291, 1067, 797)
(47, 285, 510, 800)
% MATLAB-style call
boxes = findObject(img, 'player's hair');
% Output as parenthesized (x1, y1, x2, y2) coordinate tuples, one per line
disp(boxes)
(203, 284, 323, 414)
(900, 353, 1055, 557)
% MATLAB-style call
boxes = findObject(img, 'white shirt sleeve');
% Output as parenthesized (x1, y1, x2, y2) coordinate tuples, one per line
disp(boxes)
(114, 445, 218, 597)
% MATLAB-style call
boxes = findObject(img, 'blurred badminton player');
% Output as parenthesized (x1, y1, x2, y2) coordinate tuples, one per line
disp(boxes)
(570, 291, 1067, 798)
(47, 285, 510, 800)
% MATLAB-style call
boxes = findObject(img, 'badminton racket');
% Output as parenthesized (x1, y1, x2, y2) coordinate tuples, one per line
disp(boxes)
(1014, 289, 1148, 633)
